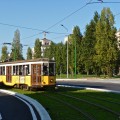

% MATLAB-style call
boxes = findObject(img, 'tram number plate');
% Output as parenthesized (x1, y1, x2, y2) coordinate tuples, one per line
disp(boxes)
(20, 76, 25, 83)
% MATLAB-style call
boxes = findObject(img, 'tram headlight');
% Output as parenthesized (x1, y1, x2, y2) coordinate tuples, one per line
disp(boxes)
(50, 79, 53, 82)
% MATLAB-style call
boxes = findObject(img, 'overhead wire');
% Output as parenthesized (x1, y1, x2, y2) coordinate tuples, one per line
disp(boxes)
(20, 0, 93, 40)
(0, 22, 68, 36)
(1, 1, 120, 41)
(45, 1, 120, 31)
(46, 0, 120, 42)
(0, 22, 43, 31)
(45, 0, 93, 31)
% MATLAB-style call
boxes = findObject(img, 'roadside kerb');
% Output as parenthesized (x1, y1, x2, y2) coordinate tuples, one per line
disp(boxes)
(57, 85, 120, 94)
(0, 89, 51, 120)
(56, 78, 120, 84)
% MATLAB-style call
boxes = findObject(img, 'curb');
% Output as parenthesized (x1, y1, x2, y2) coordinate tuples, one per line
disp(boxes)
(56, 78, 120, 84)
(57, 85, 120, 94)
(0, 89, 51, 120)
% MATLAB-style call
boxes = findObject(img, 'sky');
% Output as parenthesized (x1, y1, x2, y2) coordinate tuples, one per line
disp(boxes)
(0, 0, 120, 58)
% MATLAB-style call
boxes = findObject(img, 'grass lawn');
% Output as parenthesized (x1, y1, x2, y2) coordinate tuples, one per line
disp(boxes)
(56, 74, 120, 79)
(4, 87, 119, 120)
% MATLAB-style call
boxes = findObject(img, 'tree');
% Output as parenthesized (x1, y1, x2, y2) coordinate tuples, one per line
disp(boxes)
(34, 38, 41, 59)
(44, 41, 67, 75)
(44, 41, 56, 59)
(1, 45, 8, 61)
(26, 47, 32, 59)
(95, 8, 118, 77)
(69, 26, 82, 76)
(55, 42, 64, 75)
(11, 29, 23, 61)
(81, 11, 100, 75)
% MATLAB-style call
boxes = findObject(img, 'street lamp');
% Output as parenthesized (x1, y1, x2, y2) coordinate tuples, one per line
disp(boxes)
(61, 24, 69, 78)
(64, 36, 69, 78)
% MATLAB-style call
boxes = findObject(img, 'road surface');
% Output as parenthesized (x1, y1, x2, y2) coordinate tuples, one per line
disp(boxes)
(57, 79, 120, 91)
(0, 92, 33, 120)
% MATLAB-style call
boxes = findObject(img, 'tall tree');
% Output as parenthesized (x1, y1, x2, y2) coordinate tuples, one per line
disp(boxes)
(11, 29, 23, 61)
(34, 38, 41, 59)
(69, 26, 82, 76)
(95, 8, 118, 77)
(26, 47, 32, 59)
(1, 45, 8, 61)
(55, 42, 64, 75)
(81, 11, 100, 75)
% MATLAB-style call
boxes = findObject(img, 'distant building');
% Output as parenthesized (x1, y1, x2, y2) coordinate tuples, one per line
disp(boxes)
(40, 38, 51, 56)
(115, 30, 120, 75)
(32, 37, 52, 58)
(115, 30, 120, 50)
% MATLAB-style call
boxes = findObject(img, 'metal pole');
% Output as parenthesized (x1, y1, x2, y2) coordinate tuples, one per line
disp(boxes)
(75, 38, 76, 78)
(61, 24, 69, 78)
(67, 37, 68, 78)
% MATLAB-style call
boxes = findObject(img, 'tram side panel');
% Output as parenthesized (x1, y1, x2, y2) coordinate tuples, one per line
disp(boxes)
(0, 60, 56, 89)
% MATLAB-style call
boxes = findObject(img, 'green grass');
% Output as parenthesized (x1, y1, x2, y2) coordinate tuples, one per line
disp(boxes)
(8, 87, 120, 120)
(56, 74, 98, 79)
(56, 73, 120, 79)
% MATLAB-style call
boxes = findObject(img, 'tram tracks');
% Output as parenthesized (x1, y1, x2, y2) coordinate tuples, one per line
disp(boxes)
(57, 92, 120, 115)
(43, 93, 95, 120)
(43, 91, 120, 120)
(86, 94, 120, 105)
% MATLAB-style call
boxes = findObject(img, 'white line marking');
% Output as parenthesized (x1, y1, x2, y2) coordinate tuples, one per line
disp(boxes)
(0, 113, 2, 120)
(15, 96, 37, 120)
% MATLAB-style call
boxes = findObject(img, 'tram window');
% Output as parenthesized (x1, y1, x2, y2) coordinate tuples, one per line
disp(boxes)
(43, 63, 48, 75)
(13, 66, 15, 75)
(49, 63, 55, 76)
(19, 65, 23, 75)
(24, 65, 29, 75)
(0, 67, 5, 75)
(13, 66, 19, 75)
(16, 66, 19, 75)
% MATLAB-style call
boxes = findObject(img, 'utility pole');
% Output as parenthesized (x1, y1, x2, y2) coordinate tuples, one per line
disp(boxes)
(74, 38, 77, 78)
(61, 24, 69, 78)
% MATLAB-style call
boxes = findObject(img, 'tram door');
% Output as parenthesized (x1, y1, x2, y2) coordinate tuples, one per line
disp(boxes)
(31, 64, 41, 85)
(6, 66, 12, 82)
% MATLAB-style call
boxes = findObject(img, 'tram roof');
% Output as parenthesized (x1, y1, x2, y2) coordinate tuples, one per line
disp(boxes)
(0, 58, 55, 65)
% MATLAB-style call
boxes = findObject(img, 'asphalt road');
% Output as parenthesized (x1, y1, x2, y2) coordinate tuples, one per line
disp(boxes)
(0, 92, 33, 120)
(57, 79, 120, 91)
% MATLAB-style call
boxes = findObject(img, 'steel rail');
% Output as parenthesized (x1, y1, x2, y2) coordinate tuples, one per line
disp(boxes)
(43, 94, 95, 120)
(57, 93, 120, 117)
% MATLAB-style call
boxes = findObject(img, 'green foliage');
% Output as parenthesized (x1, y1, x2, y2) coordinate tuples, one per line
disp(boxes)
(44, 41, 56, 59)
(68, 26, 83, 76)
(95, 8, 118, 77)
(1, 45, 8, 61)
(81, 12, 99, 75)
(26, 47, 32, 59)
(0, 7, 119, 78)
(11, 29, 23, 61)
(34, 38, 41, 59)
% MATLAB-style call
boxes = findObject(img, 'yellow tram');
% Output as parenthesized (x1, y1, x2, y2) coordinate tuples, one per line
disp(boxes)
(0, 58, 56, 90)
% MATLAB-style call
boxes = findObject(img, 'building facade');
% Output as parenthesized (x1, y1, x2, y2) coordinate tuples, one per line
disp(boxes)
(40, 38, 51, 56)
(32, 38, 51, 58)
(115, 30, 120, 50)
